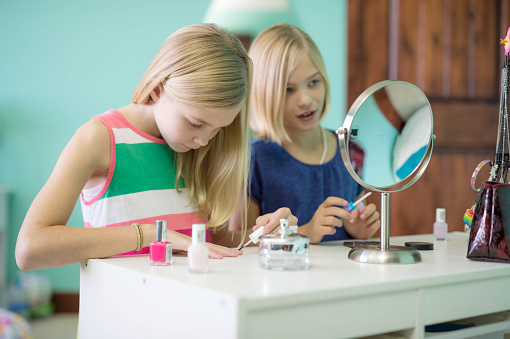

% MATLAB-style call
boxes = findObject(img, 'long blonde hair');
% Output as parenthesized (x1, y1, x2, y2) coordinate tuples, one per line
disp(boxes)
(132, 23, 252, 230)
(249, 23, 330, 144)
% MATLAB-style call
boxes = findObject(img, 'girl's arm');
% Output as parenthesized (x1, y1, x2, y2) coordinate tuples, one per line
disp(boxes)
(16, 119, 160, 270)
(16, 120, 239, 270)
(16, 119, 139, 270)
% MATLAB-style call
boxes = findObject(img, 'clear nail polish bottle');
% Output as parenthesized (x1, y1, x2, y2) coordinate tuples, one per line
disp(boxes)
(259, 219, 310, 271)
(188, 224, 209, 273)
(433, 208, 448, 241)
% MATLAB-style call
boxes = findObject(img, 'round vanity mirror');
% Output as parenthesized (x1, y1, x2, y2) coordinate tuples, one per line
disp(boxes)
(336, 80, 434, 264)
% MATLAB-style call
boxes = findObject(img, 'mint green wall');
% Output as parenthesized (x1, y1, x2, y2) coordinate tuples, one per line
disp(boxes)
(0, 0, 346, 291)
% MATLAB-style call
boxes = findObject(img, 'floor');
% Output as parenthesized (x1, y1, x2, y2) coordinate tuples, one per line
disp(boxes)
(29, 313, 79, 339)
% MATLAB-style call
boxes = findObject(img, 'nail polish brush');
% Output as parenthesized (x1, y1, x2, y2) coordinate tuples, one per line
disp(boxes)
(238, 226, 265, 250)
(345, 191, 372, 212)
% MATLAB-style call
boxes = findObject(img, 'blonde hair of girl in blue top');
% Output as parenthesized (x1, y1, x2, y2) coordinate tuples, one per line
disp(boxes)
(16, 23, 296, 271)
(249, 23, 331, 144)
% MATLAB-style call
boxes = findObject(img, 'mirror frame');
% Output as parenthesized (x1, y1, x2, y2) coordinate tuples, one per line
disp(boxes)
(337, 80, 434, 192)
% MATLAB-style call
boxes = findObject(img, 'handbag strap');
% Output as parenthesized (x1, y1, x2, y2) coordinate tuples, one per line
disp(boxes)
(471, 159, 493, 191)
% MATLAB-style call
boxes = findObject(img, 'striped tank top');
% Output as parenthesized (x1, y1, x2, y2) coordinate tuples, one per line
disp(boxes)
(79, 109, 208, 255)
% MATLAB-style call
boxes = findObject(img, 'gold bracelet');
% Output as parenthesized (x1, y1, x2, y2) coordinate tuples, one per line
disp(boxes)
(132, 223, 143, 251)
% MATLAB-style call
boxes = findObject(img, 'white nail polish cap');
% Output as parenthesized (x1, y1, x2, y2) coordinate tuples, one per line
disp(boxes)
(191, 224, 206, 245)
(249, 227, 265, 244)
(435, 208, 446, 223)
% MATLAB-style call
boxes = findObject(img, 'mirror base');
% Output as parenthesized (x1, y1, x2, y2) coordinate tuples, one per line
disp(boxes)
(348, 245, 422, 264)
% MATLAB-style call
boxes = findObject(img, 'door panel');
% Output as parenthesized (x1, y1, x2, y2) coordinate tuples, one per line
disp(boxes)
(348, 0, 508, 236)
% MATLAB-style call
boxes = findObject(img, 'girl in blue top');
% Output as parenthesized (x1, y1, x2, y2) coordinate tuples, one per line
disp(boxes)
(247, 24, 380, 243)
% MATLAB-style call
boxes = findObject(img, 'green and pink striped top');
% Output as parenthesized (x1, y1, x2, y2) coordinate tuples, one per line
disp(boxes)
(79, 109, 208, 255)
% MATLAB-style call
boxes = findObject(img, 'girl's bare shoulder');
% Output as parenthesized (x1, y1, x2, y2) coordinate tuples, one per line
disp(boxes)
(63, 118, 111, 172)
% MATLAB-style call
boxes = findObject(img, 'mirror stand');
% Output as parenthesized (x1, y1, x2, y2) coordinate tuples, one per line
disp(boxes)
(348, 192, 422, 264)
(338, 80, 433, 265)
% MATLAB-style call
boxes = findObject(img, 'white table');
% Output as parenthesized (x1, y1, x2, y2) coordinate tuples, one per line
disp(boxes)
(79, 232, 510, 339)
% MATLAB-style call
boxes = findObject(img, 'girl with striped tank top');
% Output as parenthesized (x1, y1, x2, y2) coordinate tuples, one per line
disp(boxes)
(16, 23, 296, 271)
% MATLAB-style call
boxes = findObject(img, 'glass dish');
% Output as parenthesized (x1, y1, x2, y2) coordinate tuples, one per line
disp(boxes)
(259, 219, 310, 271)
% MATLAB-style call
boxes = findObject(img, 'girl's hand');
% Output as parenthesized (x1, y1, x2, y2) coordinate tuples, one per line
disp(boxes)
(166, 228, 242, 259)
(252, 207, 298, 234)
(343, 203, 380, 239)
(299, 196, 353, 244)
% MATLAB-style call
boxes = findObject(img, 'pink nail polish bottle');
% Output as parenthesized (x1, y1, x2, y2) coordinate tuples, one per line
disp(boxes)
(150, 220, 172, 266)
(188, 224, 209, 273)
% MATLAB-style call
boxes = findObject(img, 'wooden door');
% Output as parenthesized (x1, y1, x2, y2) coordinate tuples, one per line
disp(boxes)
(348, 0, 510, 236)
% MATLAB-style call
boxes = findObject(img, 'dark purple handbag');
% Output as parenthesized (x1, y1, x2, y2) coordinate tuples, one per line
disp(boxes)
(467, 181, 510, 263)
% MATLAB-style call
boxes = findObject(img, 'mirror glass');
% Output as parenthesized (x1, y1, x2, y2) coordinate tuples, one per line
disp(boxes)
(340, 80, 433, 192)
